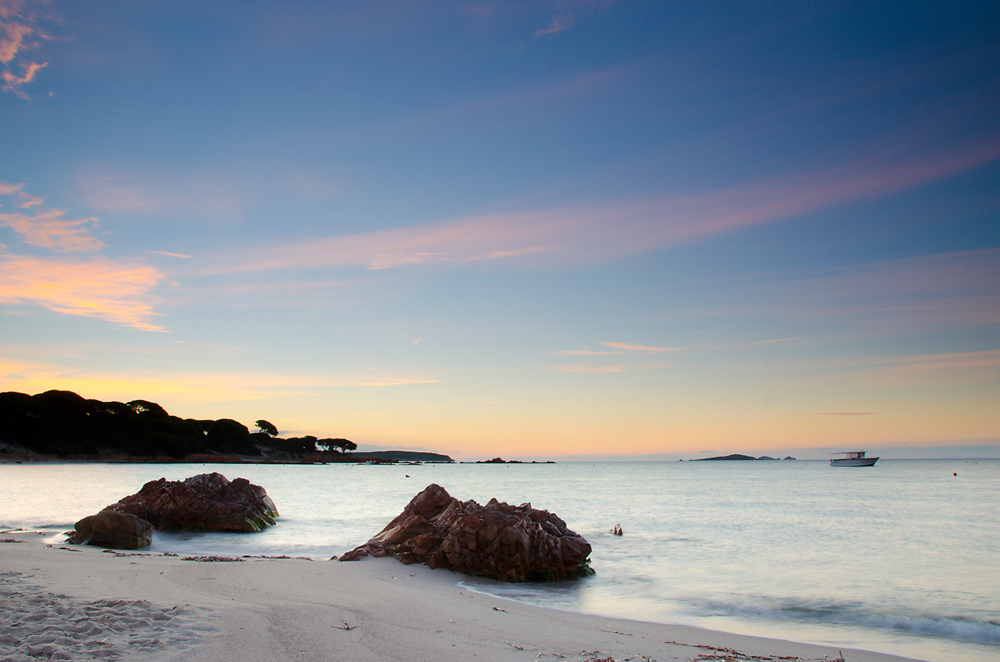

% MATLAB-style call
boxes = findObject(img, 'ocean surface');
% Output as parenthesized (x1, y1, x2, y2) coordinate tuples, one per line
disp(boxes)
(1, 459, 997, 662)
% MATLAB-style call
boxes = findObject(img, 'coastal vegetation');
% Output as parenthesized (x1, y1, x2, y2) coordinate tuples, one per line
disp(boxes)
(0, 389, 361, 462)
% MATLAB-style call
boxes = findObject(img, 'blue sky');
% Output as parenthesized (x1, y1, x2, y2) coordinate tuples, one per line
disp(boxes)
(2, 1, 998, 459)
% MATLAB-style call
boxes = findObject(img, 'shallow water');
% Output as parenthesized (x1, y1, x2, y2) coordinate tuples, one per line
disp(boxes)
(1, 459, 997, 662)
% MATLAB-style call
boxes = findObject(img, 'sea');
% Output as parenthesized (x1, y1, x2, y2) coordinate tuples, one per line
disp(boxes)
(1, 459, 997, 662)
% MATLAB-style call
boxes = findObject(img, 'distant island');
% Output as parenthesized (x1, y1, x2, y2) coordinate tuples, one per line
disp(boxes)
(0, 390, 454, 464)
(691, 454, 797, 461)
(471, 457, 556, 464)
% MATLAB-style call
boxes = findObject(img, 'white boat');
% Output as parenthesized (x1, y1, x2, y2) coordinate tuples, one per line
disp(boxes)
(830, 450, 879, 467)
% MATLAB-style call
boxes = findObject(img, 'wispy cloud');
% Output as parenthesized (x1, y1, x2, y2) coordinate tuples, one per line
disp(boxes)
(199, 141, 1000, 277)
(769, 248, 1000, 330)
(532, 0, 616, 38)
(0, 181, 42, 207)
(534, 14, 576, 37)
(814, 412, 875, 416)
(0, 254, 166, 331)
(146, 250, 192, 259)
(552, 363, 624, 374)
(0, 182, 166, 330)
(0, 355, 441, 402)
(0, 0, 50, 99)
(552, 348, 618, 356)
(0, 208, 104, 253)
(407, 67, 630, 126)
(75, 166, 246, 218)
(602, 341, 680, 352)
(1, 181, 106, 253)
(855, 350, 1000, 387)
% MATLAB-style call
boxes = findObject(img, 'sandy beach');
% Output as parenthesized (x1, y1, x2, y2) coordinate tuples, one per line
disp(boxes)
(0, 531, 922, 662)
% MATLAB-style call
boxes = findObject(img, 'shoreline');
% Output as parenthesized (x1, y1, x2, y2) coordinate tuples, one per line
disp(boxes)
(0, 531, 919, 662)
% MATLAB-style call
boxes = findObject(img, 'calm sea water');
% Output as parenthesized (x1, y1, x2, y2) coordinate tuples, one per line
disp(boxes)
(1, 459, 997, 662)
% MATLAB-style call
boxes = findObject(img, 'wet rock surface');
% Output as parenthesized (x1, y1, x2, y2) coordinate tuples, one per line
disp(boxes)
(341, 483, 593, 582)
(68, 510, 153, 549)
(106, 472, 278, 533)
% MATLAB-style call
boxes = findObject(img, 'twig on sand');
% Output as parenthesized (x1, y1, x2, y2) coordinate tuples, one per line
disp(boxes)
(664, 640, 805, 661)
(506, 641, 525, 650)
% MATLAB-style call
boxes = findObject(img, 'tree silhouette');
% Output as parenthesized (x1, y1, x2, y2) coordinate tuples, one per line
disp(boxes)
(255, 419, 278, 436)
(328, 438, 357, 452)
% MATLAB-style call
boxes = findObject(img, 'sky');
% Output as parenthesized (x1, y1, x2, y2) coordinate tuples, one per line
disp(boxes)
(1, 1, 998, 461)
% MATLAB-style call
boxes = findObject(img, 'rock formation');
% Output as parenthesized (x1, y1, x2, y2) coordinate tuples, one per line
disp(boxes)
(340, 483, 593, 582)
(68, 510, 153, 549)
(106, 472, 278, 533)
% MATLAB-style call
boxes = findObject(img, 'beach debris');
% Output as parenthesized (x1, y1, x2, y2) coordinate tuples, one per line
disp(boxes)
(181, 555, 244, 562)
(0, 538, 24, 543)
(104, 472, 279, 533)
(67, 509, 153, 549)
(340, 483, 594, 582)
(333, 621, 355, 630)
(506, 641, 525, 650)
(663, 639, 808, 661)
(611, 523, 623, 536)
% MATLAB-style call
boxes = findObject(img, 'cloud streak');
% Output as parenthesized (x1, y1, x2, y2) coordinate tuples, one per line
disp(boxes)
(602, 341, 679, 352)
(855, 350, 1000, 387)
(0, 355, 442, 402)
(199, 141, 1000, 277)
(552, 363, 624, 374)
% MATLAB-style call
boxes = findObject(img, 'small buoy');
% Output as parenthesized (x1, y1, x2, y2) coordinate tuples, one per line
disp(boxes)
(953, 472, 957, 476)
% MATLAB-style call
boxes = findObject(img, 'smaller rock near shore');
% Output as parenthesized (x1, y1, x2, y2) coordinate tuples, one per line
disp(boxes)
(106, 472, 278, 533)
(68, 510, 152, 549)
(341, 483, 593, 582)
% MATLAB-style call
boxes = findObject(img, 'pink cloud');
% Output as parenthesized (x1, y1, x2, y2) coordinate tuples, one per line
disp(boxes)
(0, 180, 42, 207)
(0, 18, 32, 63)
(1, 181, 167, 330)
(0, 254, 166, 331)
(1, 58, 44, 98)
(0, 208, 104, 253)
(199, 141, 1000, 277)
(0, 0, 50, 99)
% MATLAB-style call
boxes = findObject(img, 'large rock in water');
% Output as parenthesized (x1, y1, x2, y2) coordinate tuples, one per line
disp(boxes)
(106, 472, 278, 533)
(340, 483, 593, 582)
(68, 509, 153, 549)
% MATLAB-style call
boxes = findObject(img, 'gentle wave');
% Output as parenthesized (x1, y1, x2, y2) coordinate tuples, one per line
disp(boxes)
(696, 598, 1000, 645)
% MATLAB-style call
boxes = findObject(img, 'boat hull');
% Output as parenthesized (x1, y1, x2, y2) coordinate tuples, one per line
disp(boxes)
(830, 457, 879, 466)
